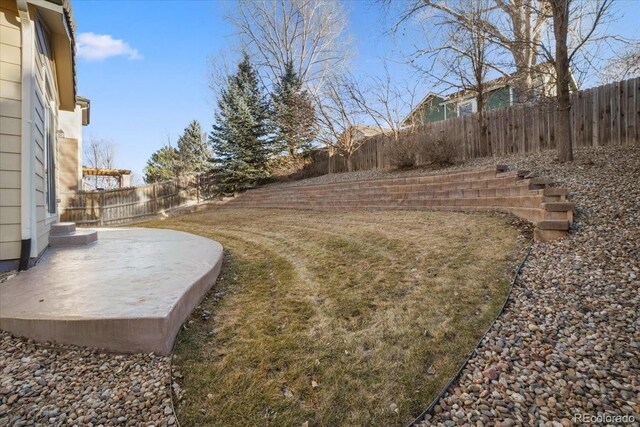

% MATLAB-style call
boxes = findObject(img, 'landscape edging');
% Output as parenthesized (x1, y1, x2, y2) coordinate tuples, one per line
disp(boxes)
(407, 242, 534, 427)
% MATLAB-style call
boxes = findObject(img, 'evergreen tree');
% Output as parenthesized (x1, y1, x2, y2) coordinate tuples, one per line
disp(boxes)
(176, 120, 211, 174)
(211, 53, 272, 192)
(271, 60, 317, 158)
(143, 120, 213, 183)
(143, 145, 180, 183)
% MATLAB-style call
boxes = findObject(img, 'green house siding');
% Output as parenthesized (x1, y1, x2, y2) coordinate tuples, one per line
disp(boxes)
(485, 86, 511, 110)
(412, 86, 514, 125)
(419, 96, 446, 123)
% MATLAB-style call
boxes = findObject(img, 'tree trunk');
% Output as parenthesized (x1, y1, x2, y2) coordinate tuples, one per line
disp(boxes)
(476, 92, 488, 157)
(551, 0, 573, 162)
(346, 153, 353, 172)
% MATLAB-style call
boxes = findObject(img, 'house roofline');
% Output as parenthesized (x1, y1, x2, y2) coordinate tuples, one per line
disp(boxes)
(30, 0, 77, 110)
(440, 83, 510, 105)
(401, 92, 444, 127)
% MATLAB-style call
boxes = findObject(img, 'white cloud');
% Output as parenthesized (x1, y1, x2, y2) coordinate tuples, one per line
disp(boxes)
(76, 32, 141, 61)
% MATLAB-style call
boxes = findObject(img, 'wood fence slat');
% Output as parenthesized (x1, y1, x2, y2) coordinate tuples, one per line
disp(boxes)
(60, 174, 207, 225)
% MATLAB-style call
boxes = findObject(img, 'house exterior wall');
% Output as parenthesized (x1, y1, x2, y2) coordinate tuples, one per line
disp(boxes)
(485, 86, 511, 110)
(420, 96, 447, 123)
(0, 1, 22, 262)
(0, 0, 78, 269)
(420, 86, 513, 124)
(32, 17, 52, 255)
(58, 104, 85, 191)
(57, 136, 80, 191)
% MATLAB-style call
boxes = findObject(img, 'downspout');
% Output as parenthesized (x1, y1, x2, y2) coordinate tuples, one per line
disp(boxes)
(17, 0, 35, 270)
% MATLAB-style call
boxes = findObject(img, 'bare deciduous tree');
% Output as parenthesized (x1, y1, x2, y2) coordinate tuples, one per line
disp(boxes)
(83, 138, 118, 189)
(231, 0, 351, 89)
(548, 0, 572, 162)
(391, 0, 621, 162)
(398, 0, 496, 153)
(313, 77, 365, 172)
(544, 0, 614, 162)
(391, 0, 549, 100)
(207, 46, 241, 105)
(342, 63, 420, 142)
(440, 0, 495, 154)
(600, 42, 640, 83)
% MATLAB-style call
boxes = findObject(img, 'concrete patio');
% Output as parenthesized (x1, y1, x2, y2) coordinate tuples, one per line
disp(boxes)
(0, 228, 223, 354)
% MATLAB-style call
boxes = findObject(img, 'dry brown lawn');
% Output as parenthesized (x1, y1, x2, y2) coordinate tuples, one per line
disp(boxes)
(143, 208, 524, 426)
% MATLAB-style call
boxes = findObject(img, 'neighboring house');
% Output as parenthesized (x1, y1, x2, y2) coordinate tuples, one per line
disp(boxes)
(402, 63, 573, 127)
(329, 125, 391, 155)
(349, 125, 391, 141)
(1, 0, 89, 271)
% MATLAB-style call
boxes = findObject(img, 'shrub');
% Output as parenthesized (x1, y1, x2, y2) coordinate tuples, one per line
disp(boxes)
(268, 150, 329, 182)
(421, 133, 460, 166)
(386, 135, 421, 169)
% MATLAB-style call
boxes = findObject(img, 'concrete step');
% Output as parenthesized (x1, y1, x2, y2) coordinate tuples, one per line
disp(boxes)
(50, 222, 76, 236)
(50, 229, 98, 247)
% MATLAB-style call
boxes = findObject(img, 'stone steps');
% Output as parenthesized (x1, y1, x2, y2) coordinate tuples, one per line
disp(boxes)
(226, 166, 574, 241)
(241, 186, 545, 202)
(49, 222, 98, 247)
(50, 222, 76, 236)
(253, 173, 518, 197)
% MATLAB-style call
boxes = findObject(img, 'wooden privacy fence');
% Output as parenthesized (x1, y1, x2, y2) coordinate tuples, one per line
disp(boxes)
(60, 173, 218, 226)
(329, 77, 640, 173)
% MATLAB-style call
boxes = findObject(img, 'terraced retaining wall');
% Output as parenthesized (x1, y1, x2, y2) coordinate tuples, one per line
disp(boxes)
(225, 167, 575, 242)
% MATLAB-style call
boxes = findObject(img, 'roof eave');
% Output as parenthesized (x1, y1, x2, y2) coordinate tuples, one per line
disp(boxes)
(33, 0, 76, 111)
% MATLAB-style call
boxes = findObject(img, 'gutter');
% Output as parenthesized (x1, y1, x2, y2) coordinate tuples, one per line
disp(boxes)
(17, 0, 36, 269)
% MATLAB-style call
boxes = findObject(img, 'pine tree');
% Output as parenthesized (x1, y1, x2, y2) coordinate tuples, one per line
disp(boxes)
(177, 120, 211, 174)
(211, 53, 272, 192)
(271, 60, 317, 158)
(143, 120, 212, 183)
(143, 145, 180, 183)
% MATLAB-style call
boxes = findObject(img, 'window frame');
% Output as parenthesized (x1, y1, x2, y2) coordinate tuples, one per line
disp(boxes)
(457, 99, 477, 117)
(44, 98, 57, 216)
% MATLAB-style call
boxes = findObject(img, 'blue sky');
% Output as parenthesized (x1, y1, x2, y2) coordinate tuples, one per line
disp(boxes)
(74, 0, 639, 180)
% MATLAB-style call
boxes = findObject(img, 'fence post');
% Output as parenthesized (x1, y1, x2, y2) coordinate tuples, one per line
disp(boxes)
(152, 183, 158, 213)
(99, 191, 104, 226)
(196, 174, 200, 204)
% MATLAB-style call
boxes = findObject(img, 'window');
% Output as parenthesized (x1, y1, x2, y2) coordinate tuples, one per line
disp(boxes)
(35, 18, 53, 59)
(44, 102, 56, 215)
(36, 17, 57, 216)
(458, 100, 475, 117)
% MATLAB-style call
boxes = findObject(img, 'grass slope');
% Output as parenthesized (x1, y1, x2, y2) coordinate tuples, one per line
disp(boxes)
(143, 208, 523, 426)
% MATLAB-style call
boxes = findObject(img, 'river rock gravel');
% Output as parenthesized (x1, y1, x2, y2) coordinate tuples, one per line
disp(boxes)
(417, 145, 640, 426)
(0, 333, 174, 426)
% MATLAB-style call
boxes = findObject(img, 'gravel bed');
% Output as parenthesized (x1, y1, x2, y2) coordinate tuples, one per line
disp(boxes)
(418, 145, 640, 426)
(0, 333, 174, 426)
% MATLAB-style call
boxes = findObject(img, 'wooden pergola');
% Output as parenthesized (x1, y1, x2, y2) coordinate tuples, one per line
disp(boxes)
(82, 167, 132, 189)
